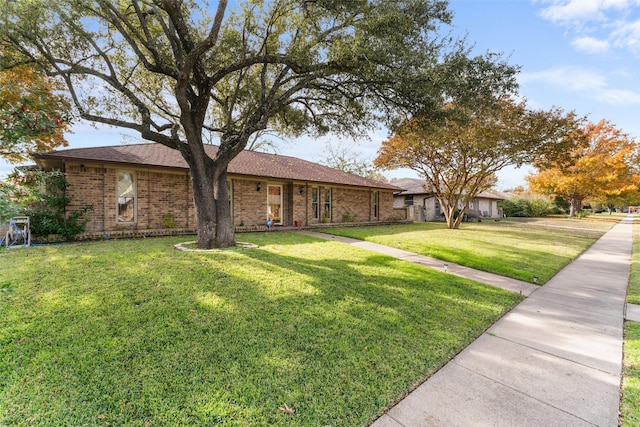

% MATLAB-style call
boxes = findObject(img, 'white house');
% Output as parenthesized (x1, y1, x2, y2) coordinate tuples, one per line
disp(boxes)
(390, 178, 506, 221)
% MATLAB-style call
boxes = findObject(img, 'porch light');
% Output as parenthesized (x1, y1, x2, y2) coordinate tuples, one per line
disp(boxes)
(299, 186, 304, 194)
(256, 182, 261, 192)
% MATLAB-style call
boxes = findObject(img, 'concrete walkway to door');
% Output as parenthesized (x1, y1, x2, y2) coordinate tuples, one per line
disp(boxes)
(301, 217, 633, 426)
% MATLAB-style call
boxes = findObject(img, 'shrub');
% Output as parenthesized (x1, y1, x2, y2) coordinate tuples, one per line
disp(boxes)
(500, 198, 530, 217)
(500, 197, 552, 218)
(552, 196, 570, 214)
(162, 212, 178, 228)
(1, 169, 93, 239)
(529, 198, 553, 217)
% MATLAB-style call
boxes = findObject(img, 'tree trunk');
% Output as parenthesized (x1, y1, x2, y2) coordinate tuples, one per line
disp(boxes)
(568, 197, 581, 218)
(443, 205, 454, 229)
(441, 199, 460, 229)
(187, 156, 236, 249)
(453, 206, 466, 229)
(213, 169, 235, 247)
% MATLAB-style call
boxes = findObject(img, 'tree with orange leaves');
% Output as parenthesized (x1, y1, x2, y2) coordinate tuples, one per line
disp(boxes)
(527, 119, 640, 217)
(0, 64, 71, 162)
(375, 97, 582, 228)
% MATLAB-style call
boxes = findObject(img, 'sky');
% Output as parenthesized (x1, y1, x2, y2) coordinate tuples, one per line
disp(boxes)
(3, 0, 640, 190)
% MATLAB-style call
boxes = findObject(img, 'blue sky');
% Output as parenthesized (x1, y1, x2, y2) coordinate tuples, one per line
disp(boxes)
(3, 0, 640, 190)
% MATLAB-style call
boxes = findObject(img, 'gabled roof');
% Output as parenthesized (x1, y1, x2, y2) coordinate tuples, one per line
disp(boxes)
(390, 177, 506, 200)
(389, 178, 434, 195)
(33, 143, 400, 191)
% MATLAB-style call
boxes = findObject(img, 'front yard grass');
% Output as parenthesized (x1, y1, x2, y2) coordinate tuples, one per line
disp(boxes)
(622, 222, 640, 425)
(0, 233, 522, 426)
(321, 218, 612, 284)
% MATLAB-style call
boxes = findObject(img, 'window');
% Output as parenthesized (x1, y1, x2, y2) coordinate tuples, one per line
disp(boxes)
(404, 195, 414, 206)
(311, 187, 319, 219)
(434, 198, 441, 216)
(373, 191, 379, 218)
(117, 171, 136, 223)
(323, 188, 331, 221)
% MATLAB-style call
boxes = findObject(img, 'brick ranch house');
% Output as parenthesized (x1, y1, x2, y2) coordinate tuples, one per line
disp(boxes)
(32, 143, 405, 238)
(390, 177, 506, 222)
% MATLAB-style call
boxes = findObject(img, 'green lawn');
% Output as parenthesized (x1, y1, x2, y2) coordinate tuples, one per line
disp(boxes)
(0, 233, 522, 426)
(623, 223, 640, 425)
(622, 322, 640, 426)
(320, 219, 612, 284)
(627, 224, 640, 305)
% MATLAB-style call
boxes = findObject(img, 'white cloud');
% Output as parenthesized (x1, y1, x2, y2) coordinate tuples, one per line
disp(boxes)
(536, 0, 640, 56)
(537, 0, 638, 24)
(571, 36, 611, 53)
(520, 67, 607, 91)
(610, 19, 640, 53)
(595, 88, 640, 104)
(520, 67, 640, 105)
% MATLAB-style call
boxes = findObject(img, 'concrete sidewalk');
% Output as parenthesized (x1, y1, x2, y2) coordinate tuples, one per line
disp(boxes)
(301, 218, 634, 426)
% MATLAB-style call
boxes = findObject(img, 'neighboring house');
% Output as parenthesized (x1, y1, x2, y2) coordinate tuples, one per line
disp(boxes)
(32, 143, 404, 238)
(390, 177, 506, 221)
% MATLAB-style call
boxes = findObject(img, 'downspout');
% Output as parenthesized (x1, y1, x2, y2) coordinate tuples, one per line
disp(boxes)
(305, 183, 309, 226)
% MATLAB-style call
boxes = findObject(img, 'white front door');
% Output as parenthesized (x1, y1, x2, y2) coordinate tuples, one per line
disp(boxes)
(267, 185, 283, 225)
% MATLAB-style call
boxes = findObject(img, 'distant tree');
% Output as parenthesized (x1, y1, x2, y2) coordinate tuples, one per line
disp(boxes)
(320, 140, 387, 182)
(528, 119, 640, 217)
(0, 63, 71, 162)
(375, 97, 582, 228)
(2, 0, 517, 248)
(512, 185, 526, 195)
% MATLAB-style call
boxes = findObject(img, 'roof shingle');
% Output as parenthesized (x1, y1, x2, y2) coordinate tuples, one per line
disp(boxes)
(33, 143, 400, 190)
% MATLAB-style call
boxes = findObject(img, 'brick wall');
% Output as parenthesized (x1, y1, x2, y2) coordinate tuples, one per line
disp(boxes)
(333, 187, 370, 223)
(232, 178, 266, 227)
(379, 191, 401, 221)
(65, 163, 194, 233)
(64, 162, 401, 233)
(138, 170, 193, 229)
(65, 164, 107, 233)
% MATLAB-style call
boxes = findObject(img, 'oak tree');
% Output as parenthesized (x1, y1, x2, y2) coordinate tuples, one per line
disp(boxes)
(3, 0, 516, 247)
(527, 119, 640, 217)
(375, 98, 582, 228)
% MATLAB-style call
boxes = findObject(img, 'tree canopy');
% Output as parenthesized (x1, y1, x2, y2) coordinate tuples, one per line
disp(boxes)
(528, 119, 640, 217)
(0, 63, 72, 163)
(375, 97, 582, 228)
(2, 0, 518, 247)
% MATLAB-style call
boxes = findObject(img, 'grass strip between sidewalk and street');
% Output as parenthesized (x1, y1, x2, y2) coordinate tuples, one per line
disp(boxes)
(622, 221, 640, 426)
(320, 218, 612, 285)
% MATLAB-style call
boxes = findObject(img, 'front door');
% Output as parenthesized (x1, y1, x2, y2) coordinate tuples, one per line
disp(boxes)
(267, 185, 283, 225)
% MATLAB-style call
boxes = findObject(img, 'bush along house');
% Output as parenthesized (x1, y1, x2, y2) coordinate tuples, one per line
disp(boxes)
(32, 143, 405, 239)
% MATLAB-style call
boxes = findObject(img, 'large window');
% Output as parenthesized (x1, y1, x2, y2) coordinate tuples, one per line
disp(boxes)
(373, 191, 379, 218)
(117, 171, 136, 223)
(311, 187, 319, 219)
(323, 187, 331, 221)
